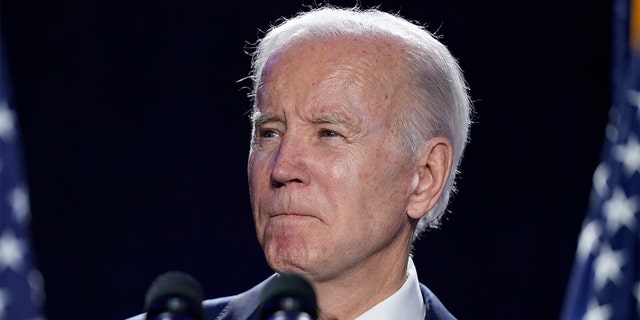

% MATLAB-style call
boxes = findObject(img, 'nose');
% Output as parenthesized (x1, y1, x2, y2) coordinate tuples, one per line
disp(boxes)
(269, 135, 310, 187)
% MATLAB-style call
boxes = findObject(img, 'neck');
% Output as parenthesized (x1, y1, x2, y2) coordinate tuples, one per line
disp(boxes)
(312, 248, 411, 320)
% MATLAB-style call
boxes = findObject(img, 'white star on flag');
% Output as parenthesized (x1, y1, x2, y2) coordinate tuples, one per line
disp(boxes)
(0, 100, 15, 142)
(614, 134, 640, 176)
(577, 220, 603, 261)
(602, 188, 639, 233)
(593, 244, 626, 290)
(583, 299, 613, 320)
(8, 187, 30, 224)
(592, 163, 611, 198)
(0, 231, 26, 273)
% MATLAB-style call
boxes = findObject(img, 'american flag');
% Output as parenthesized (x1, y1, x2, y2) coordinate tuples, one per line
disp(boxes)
(561, 0, 640, 319)
(0, 37, 46, 319)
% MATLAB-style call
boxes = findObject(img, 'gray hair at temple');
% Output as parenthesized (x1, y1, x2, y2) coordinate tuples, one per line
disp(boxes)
(248, 6, 472, 239)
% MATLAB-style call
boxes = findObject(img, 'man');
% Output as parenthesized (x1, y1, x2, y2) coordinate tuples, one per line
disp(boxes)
(131, 5, 470, 320)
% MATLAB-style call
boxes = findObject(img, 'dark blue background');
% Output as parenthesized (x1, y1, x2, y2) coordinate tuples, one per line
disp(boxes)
(2, 0, 610, 319)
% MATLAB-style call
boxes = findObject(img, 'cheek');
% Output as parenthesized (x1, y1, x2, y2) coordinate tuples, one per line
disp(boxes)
(248, 150, 271, 188)
(248, 152, 273, 224)
(317, 154, 358, 203)
(314, 155, 379, 232)
(354, 148, 394, 192)
(360, 147, 414, 213)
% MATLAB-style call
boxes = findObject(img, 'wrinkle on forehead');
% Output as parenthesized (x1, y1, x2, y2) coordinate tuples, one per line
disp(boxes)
(255, 35, 412, 139)
(258, 35, 408, 98)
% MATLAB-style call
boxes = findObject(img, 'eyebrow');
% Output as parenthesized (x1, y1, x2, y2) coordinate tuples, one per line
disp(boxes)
(251, 109, 360, 131)
(311, 112, 359, 132)
(251, 111, 278, 127)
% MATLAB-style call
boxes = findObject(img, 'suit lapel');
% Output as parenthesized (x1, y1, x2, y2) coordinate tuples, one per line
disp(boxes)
(215, 275, 276, 320)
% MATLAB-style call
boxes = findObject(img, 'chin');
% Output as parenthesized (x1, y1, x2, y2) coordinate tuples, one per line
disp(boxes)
(265, 246, 312, 274)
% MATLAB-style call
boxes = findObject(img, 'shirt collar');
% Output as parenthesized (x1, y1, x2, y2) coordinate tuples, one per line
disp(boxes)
(354, 258, 426, 320)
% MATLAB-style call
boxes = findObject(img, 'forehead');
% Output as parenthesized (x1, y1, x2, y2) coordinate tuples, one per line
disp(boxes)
(263, 35, 405, 80)
(257, 35, 409, 116)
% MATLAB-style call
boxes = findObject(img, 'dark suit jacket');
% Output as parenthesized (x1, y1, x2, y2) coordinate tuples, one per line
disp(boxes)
(128, 275, 456, 320)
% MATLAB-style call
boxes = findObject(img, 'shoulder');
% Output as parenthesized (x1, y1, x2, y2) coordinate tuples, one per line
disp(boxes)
(202, 296, 233, 318)
(419, 283, 457, 320)
(203, 275, 275, 320)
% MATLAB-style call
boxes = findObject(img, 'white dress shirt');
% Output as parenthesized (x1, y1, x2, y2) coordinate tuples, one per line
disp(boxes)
(354, 258, 426, 320)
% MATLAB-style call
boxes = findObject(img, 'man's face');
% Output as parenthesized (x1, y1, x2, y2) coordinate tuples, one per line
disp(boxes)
(248, 37, 419, 284)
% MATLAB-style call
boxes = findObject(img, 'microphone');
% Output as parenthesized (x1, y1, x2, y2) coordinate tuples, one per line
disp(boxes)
(259, 273, 317, 320)
(144, 271, 204, 320)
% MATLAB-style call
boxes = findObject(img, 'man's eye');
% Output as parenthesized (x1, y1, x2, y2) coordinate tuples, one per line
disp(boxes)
(319, 130, 339, 137)
(260, 129, 279, 138)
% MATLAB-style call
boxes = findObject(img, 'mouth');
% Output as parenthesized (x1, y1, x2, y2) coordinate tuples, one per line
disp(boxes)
(271, 212, 315, 218)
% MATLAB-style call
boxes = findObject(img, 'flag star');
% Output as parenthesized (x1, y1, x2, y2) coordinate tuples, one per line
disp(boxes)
(0, 231, 26, 272)
(8, 187, 30, 224)
(592, 163, 610, 198)
(0, 100, 15, 142)
(582, 299, 612, 320)
(593, 244, 625, 289)
(0, 288, 10, 320)
(602, 188, 638, 232)
(614, 134, 640, 176)
(577, 220, 602, 261)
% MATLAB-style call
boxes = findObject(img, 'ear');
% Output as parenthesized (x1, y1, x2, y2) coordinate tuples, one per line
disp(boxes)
(406, 137, 454, 220)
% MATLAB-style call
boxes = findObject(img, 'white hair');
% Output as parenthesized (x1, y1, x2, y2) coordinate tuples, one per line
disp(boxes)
(248, 6, 472, 239)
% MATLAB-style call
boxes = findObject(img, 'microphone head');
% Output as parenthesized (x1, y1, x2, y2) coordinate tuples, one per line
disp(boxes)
(144, 271, 204, 320)
(259, 273, 317, 320)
